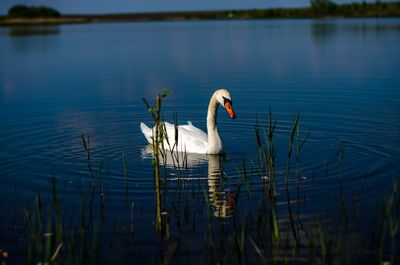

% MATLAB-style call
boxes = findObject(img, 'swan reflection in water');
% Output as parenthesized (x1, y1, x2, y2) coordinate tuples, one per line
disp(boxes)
(141, 146, 235, 218)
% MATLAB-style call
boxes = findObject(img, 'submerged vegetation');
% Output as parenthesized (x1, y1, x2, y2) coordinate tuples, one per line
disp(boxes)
(0, 92, 398, 264)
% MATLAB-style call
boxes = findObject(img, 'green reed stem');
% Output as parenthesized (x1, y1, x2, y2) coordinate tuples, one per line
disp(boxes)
(45, 215, 52, 262)
(81, 131, 95, 185)
(143, 90, 169, 237)
(285, 113, 300, 246)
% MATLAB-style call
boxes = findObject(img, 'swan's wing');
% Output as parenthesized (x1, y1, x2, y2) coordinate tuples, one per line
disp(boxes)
(178, 128, 208, 153)
(162, 122, 178, 146)
(140, 122, 153, 143)
(141, 122, 177, 145)
(143, 121, 208, 154)
(163, 121, 208, 153)
(178, 122, 208, 145)
(179, 121, 207, 135)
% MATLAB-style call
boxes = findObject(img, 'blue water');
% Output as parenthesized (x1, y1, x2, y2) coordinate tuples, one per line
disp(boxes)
(0, 19, 399, 263)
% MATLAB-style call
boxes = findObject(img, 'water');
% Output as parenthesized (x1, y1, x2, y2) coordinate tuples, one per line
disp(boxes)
(0, 19, 399, 264)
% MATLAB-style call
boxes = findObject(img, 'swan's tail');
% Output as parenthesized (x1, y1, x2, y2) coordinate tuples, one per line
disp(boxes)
(140, 122, 153, 143)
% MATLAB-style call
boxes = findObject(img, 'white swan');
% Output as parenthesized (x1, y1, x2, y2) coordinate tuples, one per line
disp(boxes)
(140, 89, 235, 154)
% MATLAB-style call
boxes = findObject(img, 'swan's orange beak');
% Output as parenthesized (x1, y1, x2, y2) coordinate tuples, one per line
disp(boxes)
(224, 101, 236, 119)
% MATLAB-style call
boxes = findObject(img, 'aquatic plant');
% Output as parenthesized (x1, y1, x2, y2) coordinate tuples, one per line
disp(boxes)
(142, 89, 170, 237)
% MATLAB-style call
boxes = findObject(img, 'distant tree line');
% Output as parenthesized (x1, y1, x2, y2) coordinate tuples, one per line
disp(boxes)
(310, 0, 400, 17)
(311, 0, 338, 15)
(2, 1, 399, 23)
(219, 0, 400, 19)
(7, 4, 60, 18)
(196, 1, 400, 19)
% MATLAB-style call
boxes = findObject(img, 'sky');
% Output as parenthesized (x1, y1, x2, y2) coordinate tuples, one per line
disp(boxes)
(0, 0, 383, 15)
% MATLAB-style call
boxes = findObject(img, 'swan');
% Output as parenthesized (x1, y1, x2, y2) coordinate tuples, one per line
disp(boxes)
(140, 89, 235, 154)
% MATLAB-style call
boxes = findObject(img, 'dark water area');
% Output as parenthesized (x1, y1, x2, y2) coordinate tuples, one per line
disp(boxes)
(0, 19, 399, 264)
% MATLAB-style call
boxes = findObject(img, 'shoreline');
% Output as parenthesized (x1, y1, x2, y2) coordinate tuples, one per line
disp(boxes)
(1, 2, 399, 26)
(0, 17, 89, 26)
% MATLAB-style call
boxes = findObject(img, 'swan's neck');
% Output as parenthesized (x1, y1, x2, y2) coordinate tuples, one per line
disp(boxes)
(206, 95, 223, 154)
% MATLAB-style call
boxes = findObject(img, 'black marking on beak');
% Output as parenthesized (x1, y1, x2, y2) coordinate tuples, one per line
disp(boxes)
(223, 96, 232, 106)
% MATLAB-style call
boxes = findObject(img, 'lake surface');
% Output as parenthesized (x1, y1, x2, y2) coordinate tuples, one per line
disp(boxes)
(1, 19, 400, 264)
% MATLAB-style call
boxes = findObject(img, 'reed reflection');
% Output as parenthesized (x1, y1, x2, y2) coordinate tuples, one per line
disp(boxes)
(141, 146, 234, 218)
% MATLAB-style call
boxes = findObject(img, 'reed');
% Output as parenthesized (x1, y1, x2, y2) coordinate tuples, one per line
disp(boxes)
(81, 131, 95, 185)
(379, 178, 399, 265)
(142, 89, 170, 237)
(285, 113, 300, 245)
(21, 184, 64, 265)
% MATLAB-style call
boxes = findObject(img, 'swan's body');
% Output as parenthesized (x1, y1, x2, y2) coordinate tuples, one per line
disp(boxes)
(140, 89, 235, 154)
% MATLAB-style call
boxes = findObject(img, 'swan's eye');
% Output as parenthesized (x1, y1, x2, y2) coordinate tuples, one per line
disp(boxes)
(223, 96, 232, 106)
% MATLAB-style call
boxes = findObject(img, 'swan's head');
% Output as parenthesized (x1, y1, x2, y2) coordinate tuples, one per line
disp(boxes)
(215, 89, 236, 119)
